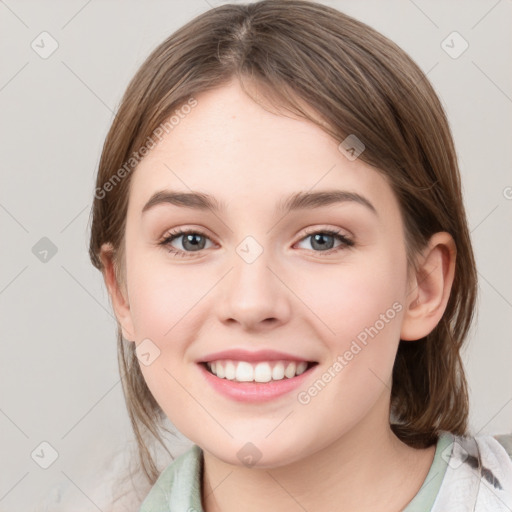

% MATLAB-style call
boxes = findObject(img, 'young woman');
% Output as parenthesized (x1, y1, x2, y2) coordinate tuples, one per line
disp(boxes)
(88, 1, 512, 510)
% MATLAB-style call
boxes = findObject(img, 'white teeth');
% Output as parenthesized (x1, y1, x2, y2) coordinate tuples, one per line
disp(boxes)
(284, 362, 296, 379)
(236, 361, 254, 382)
(254, 362, 272, 383)
(205, 360, 312, 382)
(296, 361, 308, 375)
(272, 363, 285, 380)
(225, 361, 236, 380)
(216, 362, 225, 379)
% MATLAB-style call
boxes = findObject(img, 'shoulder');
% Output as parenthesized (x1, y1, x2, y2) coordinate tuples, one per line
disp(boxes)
(493, 433, 512, 461)
(450, 431, 512, 487)
(138, 444, 204, 512)
(431, 431, 512, 511)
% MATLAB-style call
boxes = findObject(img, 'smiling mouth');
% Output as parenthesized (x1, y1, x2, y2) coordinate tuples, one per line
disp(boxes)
(201, 360, 318, 383)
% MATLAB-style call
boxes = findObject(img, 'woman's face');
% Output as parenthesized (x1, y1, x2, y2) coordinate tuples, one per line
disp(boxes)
(118, 79, 412, 467)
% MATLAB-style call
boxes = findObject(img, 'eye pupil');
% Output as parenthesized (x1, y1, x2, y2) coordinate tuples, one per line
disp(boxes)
(183, 233, 205, 251)
(164, 229, 350, 257)
(311, 233, 334, 251)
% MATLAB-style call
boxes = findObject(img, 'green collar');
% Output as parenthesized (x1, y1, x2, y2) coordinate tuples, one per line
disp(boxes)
(139, 433, 453, 512)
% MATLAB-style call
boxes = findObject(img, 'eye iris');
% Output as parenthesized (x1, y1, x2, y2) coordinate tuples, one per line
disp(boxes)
(311, 233, 334, 251)
(183, 233, 205, 251)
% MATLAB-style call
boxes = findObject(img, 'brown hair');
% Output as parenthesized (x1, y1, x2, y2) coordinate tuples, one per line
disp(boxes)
(88, 0, 477, 484)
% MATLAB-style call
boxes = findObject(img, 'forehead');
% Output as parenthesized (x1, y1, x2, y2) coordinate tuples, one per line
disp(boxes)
(128, 80, 395, 215)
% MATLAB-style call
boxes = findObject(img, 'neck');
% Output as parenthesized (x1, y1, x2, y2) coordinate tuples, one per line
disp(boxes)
(201, 399, 436, 512)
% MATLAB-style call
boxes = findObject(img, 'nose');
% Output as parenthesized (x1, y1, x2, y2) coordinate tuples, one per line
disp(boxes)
(217, 247, 292, 332)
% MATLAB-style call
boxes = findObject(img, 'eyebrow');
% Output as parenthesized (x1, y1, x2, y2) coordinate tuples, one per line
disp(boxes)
(141, 189, 378, 216)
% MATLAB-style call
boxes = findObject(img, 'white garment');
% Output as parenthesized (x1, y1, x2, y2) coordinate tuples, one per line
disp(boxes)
(431, 433, 512, 511)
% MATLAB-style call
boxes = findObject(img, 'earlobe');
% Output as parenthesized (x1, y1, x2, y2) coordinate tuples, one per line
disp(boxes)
(400, 232, 456, 341)
(99, 243, 136, 342)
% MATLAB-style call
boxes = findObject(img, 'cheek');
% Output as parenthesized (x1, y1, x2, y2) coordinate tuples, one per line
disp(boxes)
(293, 247, 407, 350)
(292, 249, 407, 432)
(127, 254, 207, 421)
(126, 249, 206, 342)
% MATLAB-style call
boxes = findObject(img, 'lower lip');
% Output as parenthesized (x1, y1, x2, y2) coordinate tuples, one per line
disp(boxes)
(197, 363, 316, 403)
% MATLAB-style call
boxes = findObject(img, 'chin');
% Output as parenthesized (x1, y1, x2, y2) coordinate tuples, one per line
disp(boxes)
(201, 435, 312, 470)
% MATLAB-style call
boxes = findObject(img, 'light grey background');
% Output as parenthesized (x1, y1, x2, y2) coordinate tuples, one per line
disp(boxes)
(1, 0, 511, 510)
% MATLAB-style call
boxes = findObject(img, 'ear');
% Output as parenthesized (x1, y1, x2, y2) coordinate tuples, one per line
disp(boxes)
(99, 243, 136, 342)
(400, 232, 456, 341)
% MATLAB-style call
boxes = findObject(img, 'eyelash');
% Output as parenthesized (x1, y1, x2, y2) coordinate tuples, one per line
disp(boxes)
(158, 227, 354, 258)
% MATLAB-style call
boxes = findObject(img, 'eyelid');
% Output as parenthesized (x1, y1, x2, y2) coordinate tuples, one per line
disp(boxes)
(158, 226, 216, 255)
(159, 225, 217, 244)
(159, 225, 354, 257)
(296, 226, 354, 251)
(300, 225, 353, 241)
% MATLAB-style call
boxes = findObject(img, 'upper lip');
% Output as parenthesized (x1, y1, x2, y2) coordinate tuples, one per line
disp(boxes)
(198, 349, 315, 363)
